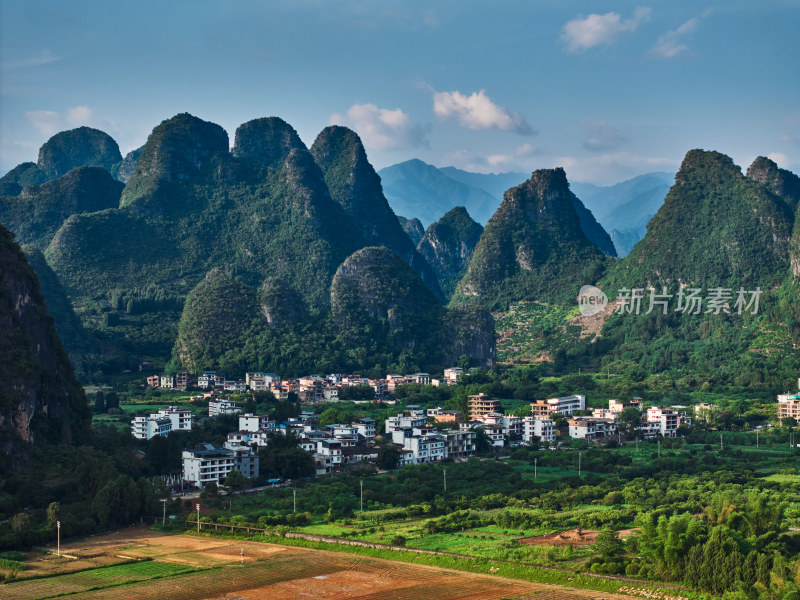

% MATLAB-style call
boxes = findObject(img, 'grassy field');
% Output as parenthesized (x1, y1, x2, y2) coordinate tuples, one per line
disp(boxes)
(0, 528, 676, 600)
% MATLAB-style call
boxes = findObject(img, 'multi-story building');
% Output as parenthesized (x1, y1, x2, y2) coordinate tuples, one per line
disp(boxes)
(608, 398, 643, 413)
(182, 444, 236, 488)
(443, 367, 463, 385)
(222, 442, 260, 480)
(427, 407, 462, 423)
(391, 428, 446, 464)
(442, 429, 476, 461)
(385, 412, 426, 433)
(469, 393, 500, 420)
(131, 415, 172, 440)
(523, 417, 556, 443)
(694, 403, 718, 422)
(160, 375, 175, 389)
(315, 439, 342, 474)
(146, 375, 160, 388)
(481, 423, 505, 447)
(130, 406, 193, 440)
(174, 372, 192, 390)
(777, 394, 800, 420)
(239, 413, 276, 433)
(353, 417, 377, 439)
(530, 395, 586, 418)
(209, 399, 241, 417)
(568, 417, 616, 440)
(645, 407, 679, 437)
(198, 371, 224, 389)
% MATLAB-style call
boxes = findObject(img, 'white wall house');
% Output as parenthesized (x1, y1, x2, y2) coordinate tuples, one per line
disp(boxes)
(209, 399, 241, 417)
(523, 417, 556, 443)
(182, 444, 236, 488)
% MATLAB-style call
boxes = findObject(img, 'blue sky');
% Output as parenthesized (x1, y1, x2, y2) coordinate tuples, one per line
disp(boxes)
(1, 0, 798, 184)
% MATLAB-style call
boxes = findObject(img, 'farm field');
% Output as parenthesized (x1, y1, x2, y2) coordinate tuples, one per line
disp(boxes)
(0, 527, 663, 600)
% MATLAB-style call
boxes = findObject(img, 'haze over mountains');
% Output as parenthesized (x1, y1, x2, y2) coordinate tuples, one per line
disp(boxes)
(1, 113, 799, 392)
(379, 159, 673, 257)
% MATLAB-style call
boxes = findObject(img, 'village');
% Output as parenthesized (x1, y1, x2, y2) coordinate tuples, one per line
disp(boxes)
(125, 368, 763, 492)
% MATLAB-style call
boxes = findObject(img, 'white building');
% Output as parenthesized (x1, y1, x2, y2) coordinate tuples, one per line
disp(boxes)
(353, 418, 377, 439)
(130, 406, 194, 440)
(385, 412, 426, 433)
(523, 417, 556, 443)
(182, 444, 236, 488)
(209, 399, 241, 417)
(531, 395, 586, 418)
(239, 413, 276, 433)
(443, 367, 463, 384)
(198, 371, 224, 389)
(315, 439, 342, 474)
(391, 428, 446, 464)
(569, 417, 616, 440)
(646, 407, 679, 437)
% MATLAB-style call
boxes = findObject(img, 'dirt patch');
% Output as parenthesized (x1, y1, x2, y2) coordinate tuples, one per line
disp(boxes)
(520, 528, 635, 547)
(567, 298, 617, 339)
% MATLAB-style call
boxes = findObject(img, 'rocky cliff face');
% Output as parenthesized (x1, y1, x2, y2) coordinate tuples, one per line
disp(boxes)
(453, 168, 611, 308)
(397, 215, 425, 246)
(112, 146, 143, 183)
(0, 223, 89, 461)
(443, 306, 496, 368)
(417, 206, 483, 299)
(310, 126, 443, 300)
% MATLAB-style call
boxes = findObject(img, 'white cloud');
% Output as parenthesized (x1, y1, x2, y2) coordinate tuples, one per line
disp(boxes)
(330, 103, 430, 150)
(432, 89, 536, 135)
(562, 7, 651, 53)
(25, 111, 62, 137)
(649, 17, 700, 59)
(767, 152, 791, 169)
(25, 105, 116, 140)
(554, 152, 678, 185)
(1, 48, 61, 70)
(582, 122, 629, 152)
(444, 143, 540, 173)
(66, 105, 94, 127)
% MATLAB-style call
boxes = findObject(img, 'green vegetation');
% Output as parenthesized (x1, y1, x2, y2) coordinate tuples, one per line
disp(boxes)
(416, 206, 483, 298)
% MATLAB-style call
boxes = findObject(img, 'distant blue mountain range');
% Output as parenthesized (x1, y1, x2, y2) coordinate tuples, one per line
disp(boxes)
(378, 159, 673, 256)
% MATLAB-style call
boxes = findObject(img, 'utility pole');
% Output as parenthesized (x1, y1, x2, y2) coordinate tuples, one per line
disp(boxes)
(657, 440, 660, 458)
(360, 480, 363, 513)
(240, 548, 244, 565)
(757, 429, 759, 448)
(443, 468, 447, 492)
(534, 458, 537, 479)
(293, 489, 297, 513)
(57, 521, 61, 557)
(160, 498, 167, 525)
(578, 451, 582, 477)
(720, 433, 723, 450)
(196, 504, 201, 534)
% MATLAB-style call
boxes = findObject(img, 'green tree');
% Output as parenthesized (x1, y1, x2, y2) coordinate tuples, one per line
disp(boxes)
(377, 444, 400, 470)
(618, 407, 643, 436)
(224, 469, 248, 491)
(10, 513, 30, 542)
(594, 525, 624, 559)
(93, 391, 105, 413)
(105, 391, 120, 410)
(46, 502, 61, 528)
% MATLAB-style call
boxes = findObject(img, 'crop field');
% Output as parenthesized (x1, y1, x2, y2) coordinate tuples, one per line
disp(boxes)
(0, 527, 655, 600)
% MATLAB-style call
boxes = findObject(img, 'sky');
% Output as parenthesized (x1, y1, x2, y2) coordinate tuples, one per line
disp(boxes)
(1, 0, 798, 185)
